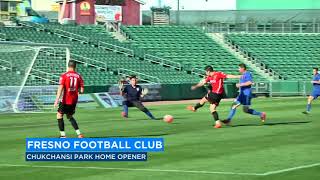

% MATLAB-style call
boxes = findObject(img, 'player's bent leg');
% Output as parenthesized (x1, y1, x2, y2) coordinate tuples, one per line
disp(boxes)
(303, 96, 315, 114)
(133, 101, 156, 120)
(223, 101, 241, 124)
(122, 101, 129, 118)
(187, 97, 207, 112)
(243, 106, 266, 122)
(66, 114, 83, 138)
(210, 104, 221, 128)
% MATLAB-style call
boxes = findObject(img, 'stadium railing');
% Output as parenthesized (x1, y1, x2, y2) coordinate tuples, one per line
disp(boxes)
(202, 23, 320, 33)
(144, 54, 182, 71)
(54, 29, 90, 43)
(252, 80, 310, 97)
(98, 41, 134, 57)
(19, 21, 46, 31)
(71, 53, 108, 71)
(30, 69, 60, 84)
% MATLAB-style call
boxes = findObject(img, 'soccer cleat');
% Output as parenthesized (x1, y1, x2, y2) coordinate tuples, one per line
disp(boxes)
(60, 136, 66, 138)
(302, 111, 310, 115)
(78, 134, 84, 138)
(121, 112, 128, 118)
(222, 119, 231, 125)
(187, 105, 196, 112)
(260, 112, 267, 123)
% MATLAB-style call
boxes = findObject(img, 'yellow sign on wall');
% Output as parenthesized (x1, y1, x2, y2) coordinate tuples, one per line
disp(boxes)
(80, 1, 91, 16)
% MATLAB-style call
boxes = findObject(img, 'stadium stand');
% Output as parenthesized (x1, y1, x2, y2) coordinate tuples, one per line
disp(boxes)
(121, 25, 266, 81)
(225, 33, 320, 80)
(0, 25, 198, 85)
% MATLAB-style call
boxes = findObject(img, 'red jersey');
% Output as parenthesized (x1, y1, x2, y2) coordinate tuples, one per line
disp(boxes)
(59, 71, 84, 105)
(205, 72, 227, 94)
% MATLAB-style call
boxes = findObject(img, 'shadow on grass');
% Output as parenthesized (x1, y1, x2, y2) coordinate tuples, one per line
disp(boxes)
(89, 133, 172, 138)
(231, 121, 311, 127)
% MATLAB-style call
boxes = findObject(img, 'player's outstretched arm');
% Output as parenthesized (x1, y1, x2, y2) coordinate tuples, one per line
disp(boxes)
(54, 85, 64, 108)
(311, 80, 320, 84)
(226, 75, 241, 79)
(191, 81, 205, 90)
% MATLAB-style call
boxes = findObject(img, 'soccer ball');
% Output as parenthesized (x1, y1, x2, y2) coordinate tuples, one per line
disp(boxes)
(163, 115, 174, 123)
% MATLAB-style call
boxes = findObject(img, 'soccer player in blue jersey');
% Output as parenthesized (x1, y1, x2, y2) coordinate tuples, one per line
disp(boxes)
(223, 64, 266, 124)
(303, 68, 320, 114)
(120, 75, 156, 120)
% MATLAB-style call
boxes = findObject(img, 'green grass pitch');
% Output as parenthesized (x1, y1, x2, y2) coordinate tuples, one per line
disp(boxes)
(0, 97, 320, 180)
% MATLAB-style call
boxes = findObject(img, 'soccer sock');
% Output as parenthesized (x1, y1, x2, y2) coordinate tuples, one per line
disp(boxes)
(307, 103, 311, 112)
(248, 109, 262, 116)
(145, 110, 156, 120)
(194, 103, 204, 110)
(211, 111, 219, 121)
(69, 117, 80, 132)
(75, 129, 81, 135)
(227, 108, 237, 120)
(57, 118, 65, 136)
(123, 104, 128, 115)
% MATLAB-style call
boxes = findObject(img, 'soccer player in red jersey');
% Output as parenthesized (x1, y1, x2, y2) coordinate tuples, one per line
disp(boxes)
(189, 65, 240, 128)
(54, 60, 84, 138)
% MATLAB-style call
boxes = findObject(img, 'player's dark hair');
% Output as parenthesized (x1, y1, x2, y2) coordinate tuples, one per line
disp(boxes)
(204, 65, 213, 72)
(313, 67, 318, 71)
(68, 60, 76, 68)
(129, 75, 137, 79)
(239, 63, 247, 70)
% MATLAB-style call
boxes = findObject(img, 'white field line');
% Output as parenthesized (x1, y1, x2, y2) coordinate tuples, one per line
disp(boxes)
(0, 162, 320, 176)
(0, 164, 261, 176)
(261, 162, 320, 176)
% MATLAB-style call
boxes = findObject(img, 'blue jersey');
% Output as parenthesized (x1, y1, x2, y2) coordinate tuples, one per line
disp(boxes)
(240, 71, 253, 95)
(312, 73, 320, 92)
(123, 85, 142, 101)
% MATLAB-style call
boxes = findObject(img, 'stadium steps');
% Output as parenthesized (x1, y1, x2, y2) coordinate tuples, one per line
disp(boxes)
(208, 33, 274, 81)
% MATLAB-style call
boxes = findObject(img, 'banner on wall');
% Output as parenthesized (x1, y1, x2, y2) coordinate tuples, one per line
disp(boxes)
(80, 1, 91, 16)
(95, 5, 122, 22)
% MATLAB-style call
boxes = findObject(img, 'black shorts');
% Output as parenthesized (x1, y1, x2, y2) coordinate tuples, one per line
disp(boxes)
(58, 102, 76, 115)
(205, 92, 223, 106)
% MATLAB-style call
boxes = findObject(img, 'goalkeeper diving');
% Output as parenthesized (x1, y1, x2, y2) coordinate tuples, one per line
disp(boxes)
(119, 75, 156, 120)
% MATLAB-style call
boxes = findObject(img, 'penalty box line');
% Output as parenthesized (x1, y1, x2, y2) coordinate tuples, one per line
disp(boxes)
(1, 162, 320, 176)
